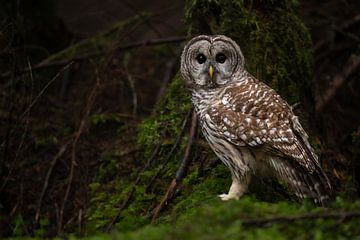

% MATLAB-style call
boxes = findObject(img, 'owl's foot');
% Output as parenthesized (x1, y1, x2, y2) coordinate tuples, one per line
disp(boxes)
(218, 176, 250, 201)
(218, 193, 239, 201)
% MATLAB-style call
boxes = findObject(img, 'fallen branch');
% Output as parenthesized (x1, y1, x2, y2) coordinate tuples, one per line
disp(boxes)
(1, 36, 186, 79)
(152, 110, 198, 222)
(242, 210, 360, 226)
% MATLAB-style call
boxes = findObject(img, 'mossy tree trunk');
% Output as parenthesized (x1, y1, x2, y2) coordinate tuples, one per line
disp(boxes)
(140, 0, 315, 156)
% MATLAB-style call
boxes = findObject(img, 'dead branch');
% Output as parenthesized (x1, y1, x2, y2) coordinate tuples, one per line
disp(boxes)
(242, 210, 360, 226)
(35, 141, 70, 223)
(176, 111, 198, 181)
(125, 74, 138, 116)
(314, 14, 360, 52)
(155, 59, 177, 107)
(145, 108, 193, 193)
(58, 71, 102, 234)
(105, 142, 162, 233)
(152, 110, 198, 222)
(0, 62, 74, 195)
(105, 108, 192, 232)
(316, 54, 360, 113)
(21, 62, 74, 118)
(0, 36, 186, 79)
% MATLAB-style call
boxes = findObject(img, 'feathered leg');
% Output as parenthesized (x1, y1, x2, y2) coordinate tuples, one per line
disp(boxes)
(219, 173, 251, 201)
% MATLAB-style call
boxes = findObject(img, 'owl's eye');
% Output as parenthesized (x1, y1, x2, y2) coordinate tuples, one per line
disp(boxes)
(216, 53, 226, 63)
(196, 54, 206, 64)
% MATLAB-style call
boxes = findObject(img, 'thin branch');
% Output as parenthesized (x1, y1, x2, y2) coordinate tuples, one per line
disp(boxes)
(316, 54, 360, 113)
(152, 110, 198, 222)
(0, 62, 73, 194)
(20, 62, 74, 118)
(314, 14, 360, 52)
(105, 142, 162, 233)
(242, 210, 360, 226)
(155, 59, 177, 106)
(58, 71, 102, 234)
(1, 36, 186, 79)
(126, 74, 138, 116)
(176, 110, 198, 181)
(35, 142, 70, 223)
(145, 108, 193, 193)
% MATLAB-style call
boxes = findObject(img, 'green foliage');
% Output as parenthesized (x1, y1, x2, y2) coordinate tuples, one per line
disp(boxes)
(34, 218, 50, 237)
(137, 74, 191, 154)
(86, 180, 123, 231)
(12, 214, 25, 237)
(89, 113, 122, 126)
(85, 198, 360, 239)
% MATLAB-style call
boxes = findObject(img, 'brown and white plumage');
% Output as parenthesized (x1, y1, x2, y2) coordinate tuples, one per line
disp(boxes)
(180, 35, 331, 205)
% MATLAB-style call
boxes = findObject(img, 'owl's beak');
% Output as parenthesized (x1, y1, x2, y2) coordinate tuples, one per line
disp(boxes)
(209, 65, 214, 79)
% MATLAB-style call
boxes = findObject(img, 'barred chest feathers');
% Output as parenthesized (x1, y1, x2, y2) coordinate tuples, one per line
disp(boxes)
(190, 84, 257, 180)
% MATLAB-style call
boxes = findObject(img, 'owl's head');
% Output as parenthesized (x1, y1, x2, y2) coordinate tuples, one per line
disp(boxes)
(180, 35, 245, 90)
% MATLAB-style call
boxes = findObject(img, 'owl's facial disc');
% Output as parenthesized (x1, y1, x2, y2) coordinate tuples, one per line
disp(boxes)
(181, 36, 243, 90)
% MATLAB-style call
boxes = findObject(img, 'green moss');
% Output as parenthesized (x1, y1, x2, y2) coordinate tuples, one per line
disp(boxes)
(89, 113, 122, 126)
(85, 198, 360, 239)
(185, 0, 313, 105)
(137, 73, 191, 154)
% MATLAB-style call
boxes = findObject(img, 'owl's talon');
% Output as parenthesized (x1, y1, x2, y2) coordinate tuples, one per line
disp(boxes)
(218, 193, 238, 201)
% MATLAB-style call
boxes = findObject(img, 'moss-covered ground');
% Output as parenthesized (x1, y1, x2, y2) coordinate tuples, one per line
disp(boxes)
(84, 196, 360, 239)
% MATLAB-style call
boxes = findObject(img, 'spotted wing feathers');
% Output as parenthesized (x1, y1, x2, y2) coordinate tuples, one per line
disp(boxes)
(206, 75, 331, 204)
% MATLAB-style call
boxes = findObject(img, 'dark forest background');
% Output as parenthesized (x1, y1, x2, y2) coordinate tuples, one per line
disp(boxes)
(0, 0, 360, 238)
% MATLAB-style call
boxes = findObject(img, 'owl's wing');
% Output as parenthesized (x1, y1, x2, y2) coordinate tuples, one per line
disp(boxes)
(207, 78, 319, 171)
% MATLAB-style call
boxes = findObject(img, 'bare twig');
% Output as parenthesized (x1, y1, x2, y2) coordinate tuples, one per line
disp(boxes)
(0, 36, 186, 79)
(241, 210, 360, 226)
(316, 54, 360, 113)
(58, 71, 102, 234)
(152, 110, 198, 222)
(176, 110, 198, 181)
(126, 74, 138, 116)
(122, 0, 162, 37)
(2, 59, 34, 194)
(105, 142, 162, 233)
(21, 62, 74, 118)
(145, 108, 193, 193)
(14, 59, 33, 160)
(35, 142, 70, 223)
(0, 62, 73, 194)
(155, 59, 177, 106)
(314, 14, 360, 52)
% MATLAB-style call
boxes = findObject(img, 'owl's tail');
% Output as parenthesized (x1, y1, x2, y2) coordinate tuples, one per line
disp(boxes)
(269, 158, 332, 206)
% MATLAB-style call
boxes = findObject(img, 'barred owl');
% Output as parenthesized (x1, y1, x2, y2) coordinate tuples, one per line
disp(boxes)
(180, 35, 331, 205)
